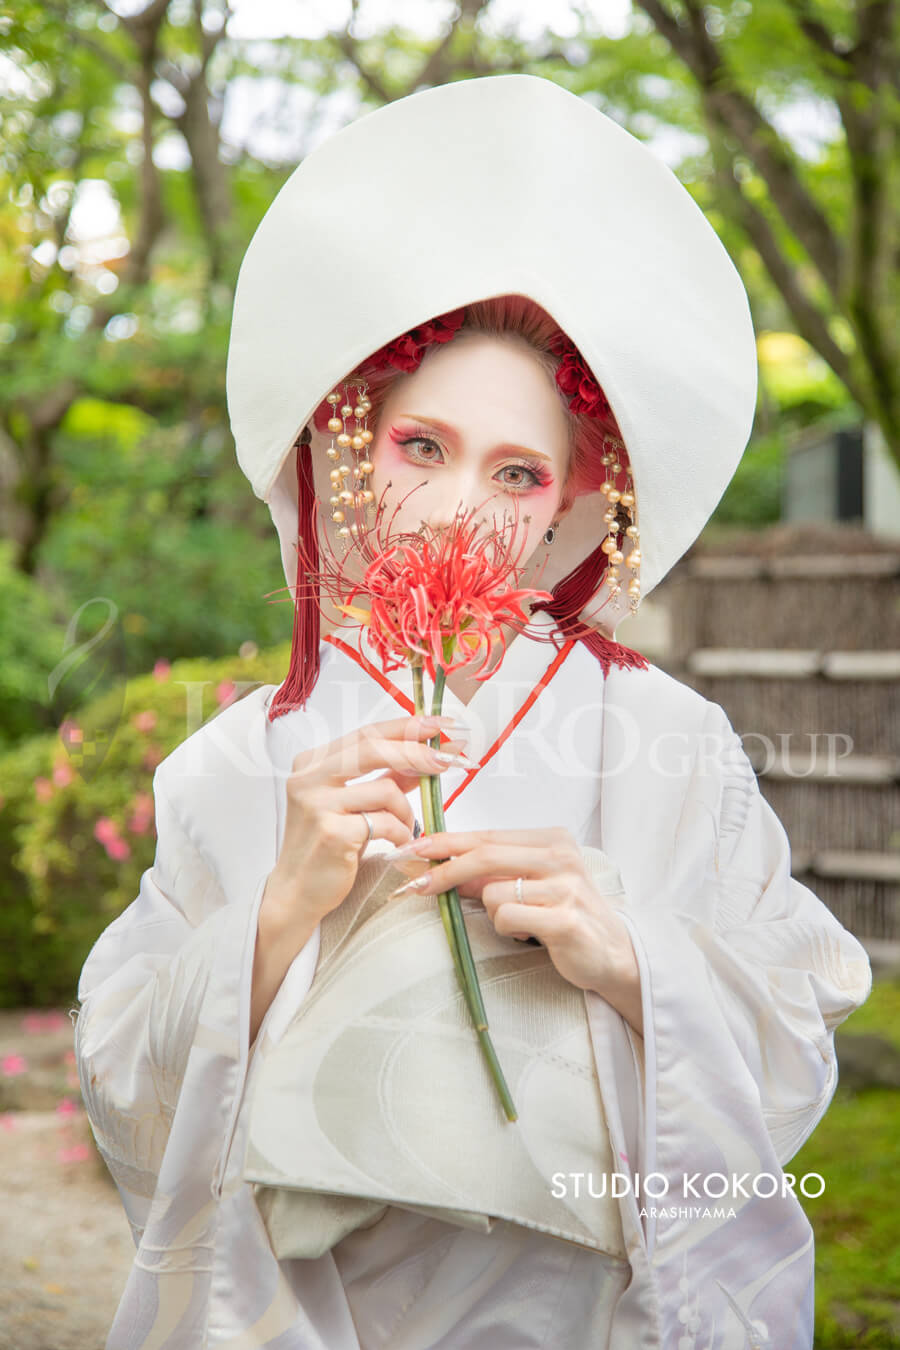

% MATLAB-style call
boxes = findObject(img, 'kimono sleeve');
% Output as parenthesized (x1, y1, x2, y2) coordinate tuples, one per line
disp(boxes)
(621, 707, 872, 1176)
(73, 762, 276, 1240)
(693, 728, 872, 1161)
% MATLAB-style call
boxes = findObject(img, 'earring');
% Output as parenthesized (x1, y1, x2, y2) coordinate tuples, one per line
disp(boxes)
(324, 379, 376, 545)
(543, 523, 557, 545)
(599, 436, 640, 615)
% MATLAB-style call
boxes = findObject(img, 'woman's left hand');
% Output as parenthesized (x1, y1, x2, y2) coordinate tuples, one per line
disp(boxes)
(390, 827, 644, 1035)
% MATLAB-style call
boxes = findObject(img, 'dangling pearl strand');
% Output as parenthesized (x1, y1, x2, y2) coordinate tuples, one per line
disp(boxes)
(598, 436, 640, 615)
(324, 379, 376, 548)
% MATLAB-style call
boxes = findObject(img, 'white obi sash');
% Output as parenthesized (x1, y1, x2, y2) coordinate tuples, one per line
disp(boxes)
(243, 851, 627, 1263)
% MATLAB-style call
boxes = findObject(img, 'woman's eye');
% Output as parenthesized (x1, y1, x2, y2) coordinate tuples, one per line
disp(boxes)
(498, 464, 538, 489)
(402, 437, 444, 463)
(400, 436, 544, 491)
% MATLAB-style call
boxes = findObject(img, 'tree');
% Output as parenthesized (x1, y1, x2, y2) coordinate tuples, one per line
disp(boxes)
(625, 0, 899, 463)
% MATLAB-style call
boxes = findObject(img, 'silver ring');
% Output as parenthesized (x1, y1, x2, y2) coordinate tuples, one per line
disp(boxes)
(360, 811, 374, 844)
(515, 876, 523, 902)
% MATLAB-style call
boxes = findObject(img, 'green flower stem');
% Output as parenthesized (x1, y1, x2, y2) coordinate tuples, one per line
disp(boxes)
(410, 660, 518, 1123)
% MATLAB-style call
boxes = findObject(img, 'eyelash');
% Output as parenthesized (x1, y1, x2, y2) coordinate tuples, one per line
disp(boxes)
(397, 429, 553, 492)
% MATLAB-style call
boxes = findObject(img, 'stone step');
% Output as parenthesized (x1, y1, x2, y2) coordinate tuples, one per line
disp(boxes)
(749, 749, 900, 784)
(792, 850, 900, 883)
(686, 554, 900, 581)
(687, 649, 900, 680)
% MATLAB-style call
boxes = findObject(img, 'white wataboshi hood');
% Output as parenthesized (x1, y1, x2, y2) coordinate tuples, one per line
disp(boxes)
(226, 74, 757, 614)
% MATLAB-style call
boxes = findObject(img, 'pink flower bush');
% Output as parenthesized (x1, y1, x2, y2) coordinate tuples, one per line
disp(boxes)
(132, 710, 158, 734)
(1, 1054, 27, 1077)
(153, 659, 171, 681)
(52, 761, 74, 787)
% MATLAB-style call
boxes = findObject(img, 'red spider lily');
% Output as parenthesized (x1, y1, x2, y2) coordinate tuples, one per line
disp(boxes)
(290, 485, 557, 1121)
(301, 485, 554, 680)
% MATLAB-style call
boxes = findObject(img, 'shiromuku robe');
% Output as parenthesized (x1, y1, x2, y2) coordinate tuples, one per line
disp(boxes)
(75, 620, 871, 1349)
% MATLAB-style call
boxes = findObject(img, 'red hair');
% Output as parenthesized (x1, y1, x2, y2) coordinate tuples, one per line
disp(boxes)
(269, 296, 646, 719)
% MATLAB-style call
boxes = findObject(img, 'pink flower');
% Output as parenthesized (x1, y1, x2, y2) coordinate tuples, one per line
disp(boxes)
(0, 1115, 17, 1132)
(52, 761, 74, 787)
(127, 793, 154, 835)
(93, 817, 118, 845)
(34, 777, 54, 803)
(216, 680, 236, 706)
(56, 1098, 78, 1118)
(59, 719, 82, 746)
(132, 710, 157, 734)
(106, 837, 131, 862)
(152, 659, 171, 681)
(58, 1144, 91, 1164)
(1, 1054, 27, 1077)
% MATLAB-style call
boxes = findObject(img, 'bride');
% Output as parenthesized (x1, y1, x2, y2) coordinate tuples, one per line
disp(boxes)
(74, 75, 871, 1350)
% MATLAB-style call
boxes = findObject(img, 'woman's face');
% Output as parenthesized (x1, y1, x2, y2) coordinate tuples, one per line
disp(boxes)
(368, 334, 571, 568)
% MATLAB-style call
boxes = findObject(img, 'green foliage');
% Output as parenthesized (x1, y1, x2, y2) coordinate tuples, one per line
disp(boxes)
(0, 540, 68, 748)
(0, 641, 291, 1008)
(795, 982, 900, 1348)
(711, 432, 784, 527)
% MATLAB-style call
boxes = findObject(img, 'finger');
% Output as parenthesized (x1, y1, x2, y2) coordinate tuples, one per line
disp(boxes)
(408, 827, 573, 857)
(492, 902, 568, 944)
(321, 736, 476, 784)
(335, 779, 416, 835)
(390, 844, 562, 898)
(295, 714, 467, 774)
(481, 876, 565, 917)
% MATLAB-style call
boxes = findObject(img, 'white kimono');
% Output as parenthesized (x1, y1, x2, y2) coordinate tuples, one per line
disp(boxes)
(74, 620, 871, 1349)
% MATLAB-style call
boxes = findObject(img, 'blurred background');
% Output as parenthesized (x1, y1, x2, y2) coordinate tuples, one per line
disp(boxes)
(0, 1, 898, 1346)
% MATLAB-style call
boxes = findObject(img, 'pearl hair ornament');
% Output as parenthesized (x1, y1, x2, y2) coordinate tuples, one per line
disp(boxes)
(324, 378, 376, 545)
(597, 434, 641, 615)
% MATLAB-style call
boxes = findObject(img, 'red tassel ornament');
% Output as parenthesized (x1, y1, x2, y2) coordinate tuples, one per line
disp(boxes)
(268, 431, 323, 721)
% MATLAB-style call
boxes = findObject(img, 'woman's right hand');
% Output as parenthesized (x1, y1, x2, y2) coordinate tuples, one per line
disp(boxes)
(261, 713, 472, 942)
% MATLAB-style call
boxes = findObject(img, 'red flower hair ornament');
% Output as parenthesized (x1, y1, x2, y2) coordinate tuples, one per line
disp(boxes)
(548, 334, 612, 419)
(314, 307, 614, 426)
(366, 307, 467, 374)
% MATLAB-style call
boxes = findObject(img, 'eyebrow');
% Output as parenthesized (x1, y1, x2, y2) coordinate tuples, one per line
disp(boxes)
(402, 414, 554, 462)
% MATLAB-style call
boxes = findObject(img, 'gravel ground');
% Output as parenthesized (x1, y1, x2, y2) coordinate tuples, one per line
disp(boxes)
(0, 1013, 133, 1350)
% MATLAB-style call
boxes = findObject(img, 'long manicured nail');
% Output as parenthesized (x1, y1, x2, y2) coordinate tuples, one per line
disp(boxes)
(389, 874, 431, 898)
(384, 840, 426, 859)
(431, 750, 478, 769)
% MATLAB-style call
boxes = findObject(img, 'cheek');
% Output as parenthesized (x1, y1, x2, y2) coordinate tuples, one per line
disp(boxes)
(368, 438, 410, 487)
